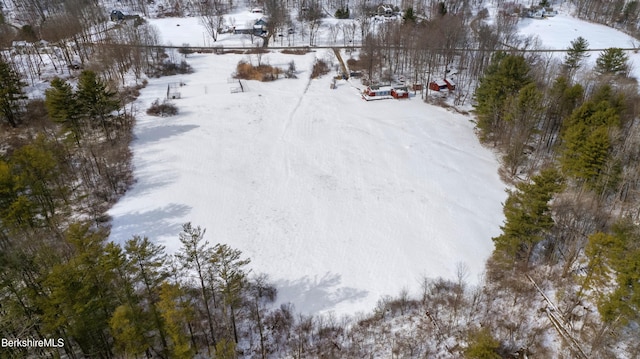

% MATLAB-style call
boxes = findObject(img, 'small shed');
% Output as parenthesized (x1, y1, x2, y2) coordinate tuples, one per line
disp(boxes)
(429, 79, 448, 92)
(443, 78, 456, 90)
(391, 87, 409, 99)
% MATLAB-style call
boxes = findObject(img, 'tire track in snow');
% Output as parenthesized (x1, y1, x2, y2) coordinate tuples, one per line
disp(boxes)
(280, 75, 313, 141)
(279, 71, 313, 182)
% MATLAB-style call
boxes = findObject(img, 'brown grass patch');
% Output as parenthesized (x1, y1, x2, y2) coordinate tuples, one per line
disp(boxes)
(243, 48, 270, 54)
(235, 61, 282, 81)
(281, 48, 311, 55)
(310, 59, 330, 79)
(346, 58, 363, 70)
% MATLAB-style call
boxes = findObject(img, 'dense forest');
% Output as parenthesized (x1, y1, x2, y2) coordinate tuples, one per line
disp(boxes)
(1, 0, 640, 357)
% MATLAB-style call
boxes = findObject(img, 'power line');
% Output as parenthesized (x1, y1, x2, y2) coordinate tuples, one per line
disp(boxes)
(80, 42, 640, 53)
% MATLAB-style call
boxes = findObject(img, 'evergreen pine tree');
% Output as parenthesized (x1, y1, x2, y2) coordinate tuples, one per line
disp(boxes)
(583, 220, 640, 325)
(110, 303, 151, 357)
(595, 48, 630, 76)
(502, 83, 543, 176)
(210, 243, 251, 344)
(0, 159, 20, 228)
(560, 99, 620, 189)
(176, 222, 218, 350)
(42, 223, 116, 357)
(124, 235, 171, 356)
(464, 327, 501, 359)
(564, 36, 590, 75)
(45, 77, 82, 144)
(540, 77, 584, 150)
(106, 242, 154, 357)
(76, 70, 120, 139)
(9, 135, 68, 225)
(0, 57, 27, 127)
(214, 338, 237, 359)
(493, 168, 564, 264)
(158, 282, 195, 359)
(474, 53, 532, 144)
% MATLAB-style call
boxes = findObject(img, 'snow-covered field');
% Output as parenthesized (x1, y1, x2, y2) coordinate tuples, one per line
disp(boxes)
(108, 47, 507, 314)
(106, 4, 640, 315)
(518, 13, 640, 78)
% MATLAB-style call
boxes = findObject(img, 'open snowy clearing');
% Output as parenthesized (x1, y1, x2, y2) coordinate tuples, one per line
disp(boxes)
(518, 13, 640, 78)
(107, 8, 640, 315)
(108, 49, 507, 315)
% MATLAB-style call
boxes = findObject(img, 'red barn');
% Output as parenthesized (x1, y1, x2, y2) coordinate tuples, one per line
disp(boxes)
(391, 87, 409, 99)
(429, 79, 448, 92)
(443, 78, 456, 90)
(429, 79, 456, 91)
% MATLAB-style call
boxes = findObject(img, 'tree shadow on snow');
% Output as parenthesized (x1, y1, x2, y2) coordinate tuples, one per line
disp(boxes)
(125, 165, 179, 198)
(134, 124, 199, 146)
(275, 272, 368, 314)
(109, 203, 191, 245)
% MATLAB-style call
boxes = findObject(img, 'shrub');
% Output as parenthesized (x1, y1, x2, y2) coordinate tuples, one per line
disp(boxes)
(146, 99, 178, 117)
(149, 60, 193, 78)
(346, 58, 363, 70)
(281, 48, 310, 55)
(178, 43, 195, 57)
(234, 61, 282, 82)
(119, 81, 147, 104)
(310, 59, 330, 79)
(285, 60, 297, 78)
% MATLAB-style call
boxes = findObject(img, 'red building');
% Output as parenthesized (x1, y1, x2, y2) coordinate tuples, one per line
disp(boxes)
(391, 87, 409, 99)
(429, 79, 448, 91)
(364, 85, 393, 97)
(429, 78, 456, 91)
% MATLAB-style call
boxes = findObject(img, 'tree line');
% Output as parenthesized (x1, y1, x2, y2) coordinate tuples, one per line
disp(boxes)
(472, 30, 640, 355)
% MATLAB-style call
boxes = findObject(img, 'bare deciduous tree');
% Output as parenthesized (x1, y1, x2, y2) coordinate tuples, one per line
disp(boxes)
(199, 0, 226, 42)
(260, 0, 290, 47)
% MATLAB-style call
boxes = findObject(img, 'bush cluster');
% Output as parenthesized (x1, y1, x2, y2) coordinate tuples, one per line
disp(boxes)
(234, 61, 282, 81)
(310, 59, 330, 79)
(285, 60, 297, 78)
(281, 48, 310, 55)
(346, 58, 363, 70)
(146, 98, 178, 117)
(149, 60, 193, 78)
(118, 80, 147, 104)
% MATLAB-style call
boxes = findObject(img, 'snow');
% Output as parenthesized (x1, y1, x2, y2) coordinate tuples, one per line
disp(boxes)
(108, 46, 507, 315)
(19, 2, 640, 317)
(518, 13, 640, 79)
(144, 8, 365, 48)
